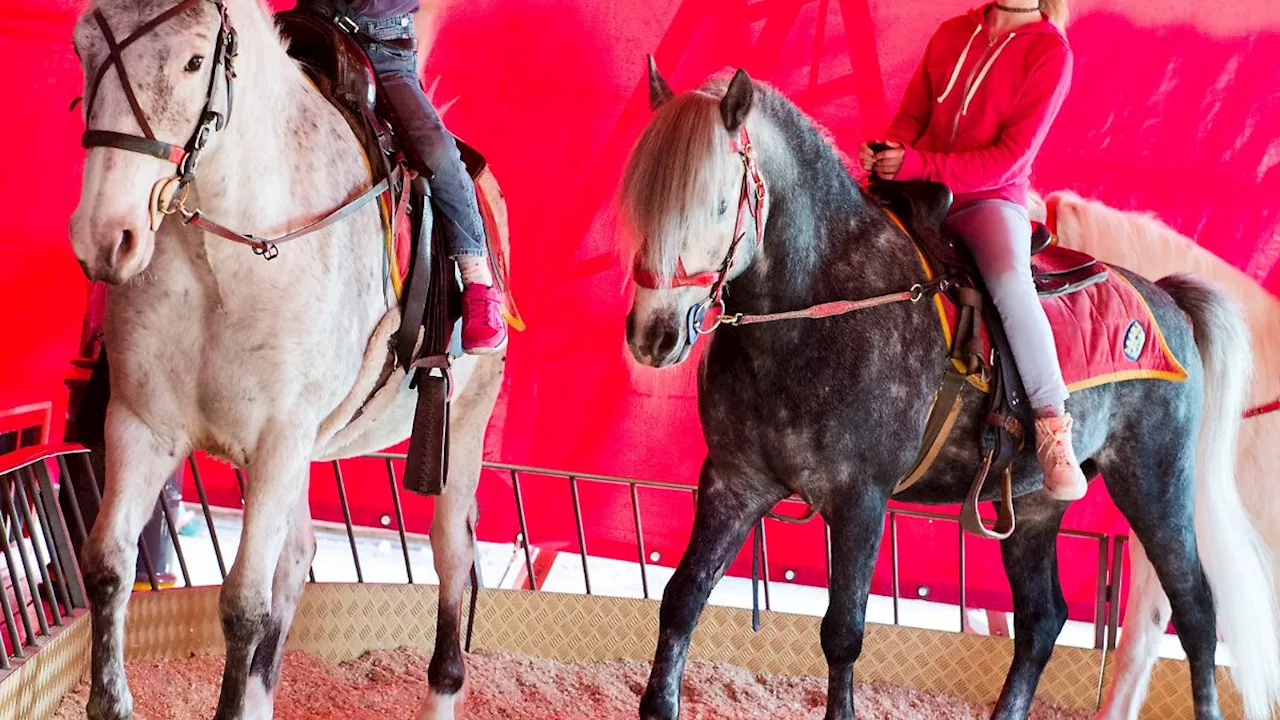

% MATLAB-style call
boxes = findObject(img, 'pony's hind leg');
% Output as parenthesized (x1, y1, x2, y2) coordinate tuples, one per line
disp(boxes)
(990, 495, 1070, 720)
(639, 463, 786, 720)
(821, 488, 893, 720)
(243, 497, 317, 717)
(416, 353, 505, 720)
(83, 406, 187, 720)
(1103, 456, 1223, 720)
(214, 426, 313, 720)
(1096, 537, 1172, 720)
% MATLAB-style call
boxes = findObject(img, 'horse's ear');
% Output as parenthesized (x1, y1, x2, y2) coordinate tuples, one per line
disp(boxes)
(720, 69, 754, 132)
(647, 55, 673, 110)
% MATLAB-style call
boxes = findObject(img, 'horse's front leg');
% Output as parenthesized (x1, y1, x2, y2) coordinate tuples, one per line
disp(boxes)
(241, 496, 317, 717)
(639, 462, 785, 720)
(820, 486, 891, 720)
(214, 424, 313, 720)
(83, 405, 188, 720)
(416, 353, 504, 720)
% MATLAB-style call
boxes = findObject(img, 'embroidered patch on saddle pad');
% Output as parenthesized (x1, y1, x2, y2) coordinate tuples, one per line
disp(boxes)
(929, 245, 1189, 393)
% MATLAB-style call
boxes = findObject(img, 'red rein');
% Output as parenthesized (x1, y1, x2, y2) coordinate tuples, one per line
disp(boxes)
(1245, 399, 1280, 419)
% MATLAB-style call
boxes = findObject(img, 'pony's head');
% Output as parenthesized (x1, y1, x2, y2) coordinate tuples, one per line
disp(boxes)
(620, 61, 769, 368)
(70, 0, 236, 283)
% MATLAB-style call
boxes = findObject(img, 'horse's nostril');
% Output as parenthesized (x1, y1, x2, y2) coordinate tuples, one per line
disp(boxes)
(118, 228, 136, 259)
(654, 326, 680, 363)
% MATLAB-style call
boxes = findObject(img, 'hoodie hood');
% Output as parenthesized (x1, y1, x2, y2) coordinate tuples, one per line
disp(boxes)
(936, 5, 1068, 116)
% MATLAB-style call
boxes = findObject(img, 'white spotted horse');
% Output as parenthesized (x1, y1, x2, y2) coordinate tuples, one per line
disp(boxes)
(620, 63, 1280, 720)
(67, 0, 515, 718)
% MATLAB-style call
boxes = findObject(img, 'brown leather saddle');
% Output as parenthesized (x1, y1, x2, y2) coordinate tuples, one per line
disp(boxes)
(866, 179, 1105, 538)
(277, 9, 485, 496)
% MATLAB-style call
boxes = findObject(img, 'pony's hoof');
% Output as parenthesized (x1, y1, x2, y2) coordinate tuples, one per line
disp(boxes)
(415, 678, 468, 720)
(639, 691, 679, 720)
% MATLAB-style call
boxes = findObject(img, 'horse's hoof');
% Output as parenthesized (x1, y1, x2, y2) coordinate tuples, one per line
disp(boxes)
(86, 695, 134, 720)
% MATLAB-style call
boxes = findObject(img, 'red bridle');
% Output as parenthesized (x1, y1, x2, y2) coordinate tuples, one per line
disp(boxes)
(632, 125, 767, 341)
(633, 125, 768, 292)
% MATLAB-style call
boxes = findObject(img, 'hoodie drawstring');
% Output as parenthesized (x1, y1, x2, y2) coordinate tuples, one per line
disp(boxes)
(962, 33, 1016, 115)
(935, 24, 983, 104)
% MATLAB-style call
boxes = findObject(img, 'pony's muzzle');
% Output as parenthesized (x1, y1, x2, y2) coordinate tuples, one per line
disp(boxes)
(627, 310, 689, 368)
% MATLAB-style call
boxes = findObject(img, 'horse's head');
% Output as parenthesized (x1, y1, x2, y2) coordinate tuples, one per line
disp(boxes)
(70, 0, 236, 283)
(620, 61, 769, 368)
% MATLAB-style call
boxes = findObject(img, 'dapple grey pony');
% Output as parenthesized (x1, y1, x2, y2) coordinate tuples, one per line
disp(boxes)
(620, 64, 1279, 720)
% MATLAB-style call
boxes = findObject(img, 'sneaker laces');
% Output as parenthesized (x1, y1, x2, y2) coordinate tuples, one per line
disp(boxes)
(466, 289, 502, 326)
(1036, 416, 1074, 469)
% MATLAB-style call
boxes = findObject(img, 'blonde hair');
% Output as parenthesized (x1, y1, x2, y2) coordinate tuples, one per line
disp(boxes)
(1040, 0, 1069, 29)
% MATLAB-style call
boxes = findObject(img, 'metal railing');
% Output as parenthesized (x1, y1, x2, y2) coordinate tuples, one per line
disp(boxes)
(0, 445, 89, 671)
(480, 460, 1126, 651)
(4, 444, 1132, 680)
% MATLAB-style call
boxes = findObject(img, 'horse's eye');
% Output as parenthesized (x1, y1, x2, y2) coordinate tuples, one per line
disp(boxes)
(184, 55, 205, 73)
(717, 199, 729, 216)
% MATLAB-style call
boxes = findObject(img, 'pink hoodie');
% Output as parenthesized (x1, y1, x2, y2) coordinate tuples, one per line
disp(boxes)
(884, 4, 1073, 209)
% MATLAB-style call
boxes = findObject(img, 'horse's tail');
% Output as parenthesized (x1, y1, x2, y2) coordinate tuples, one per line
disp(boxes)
(1158, 273, 1280, 719)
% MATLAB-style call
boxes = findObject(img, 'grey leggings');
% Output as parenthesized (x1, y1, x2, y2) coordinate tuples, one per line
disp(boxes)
(945, 199, 1069, 411)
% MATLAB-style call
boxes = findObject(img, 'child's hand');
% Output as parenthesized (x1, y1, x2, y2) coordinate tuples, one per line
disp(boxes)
(857, 142, 877, 172)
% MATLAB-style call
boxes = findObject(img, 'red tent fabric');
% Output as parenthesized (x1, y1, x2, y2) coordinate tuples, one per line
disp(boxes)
(2, 0, 1277, 617)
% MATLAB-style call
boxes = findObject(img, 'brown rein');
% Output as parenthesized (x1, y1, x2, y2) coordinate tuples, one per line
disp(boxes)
(158, 170, 399, 260)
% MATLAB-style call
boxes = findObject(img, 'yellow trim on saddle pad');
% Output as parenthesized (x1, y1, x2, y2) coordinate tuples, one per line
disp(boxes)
(907, 241, 989, 392)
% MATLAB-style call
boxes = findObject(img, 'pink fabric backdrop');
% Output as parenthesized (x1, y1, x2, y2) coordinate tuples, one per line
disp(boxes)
(1, 0, 1276, 617)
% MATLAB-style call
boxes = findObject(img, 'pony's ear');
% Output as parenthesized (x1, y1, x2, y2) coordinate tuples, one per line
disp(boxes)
(720, 69, 754, 132)
(647, 55, 673, 110)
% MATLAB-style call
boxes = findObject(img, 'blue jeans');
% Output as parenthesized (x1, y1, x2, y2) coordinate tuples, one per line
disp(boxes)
(359, 15, 486, 258)
(946, 200, 1069, 411)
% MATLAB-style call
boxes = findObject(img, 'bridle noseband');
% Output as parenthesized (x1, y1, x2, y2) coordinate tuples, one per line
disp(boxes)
(633, 125, 768, 343)
(81, 0, 238, 222)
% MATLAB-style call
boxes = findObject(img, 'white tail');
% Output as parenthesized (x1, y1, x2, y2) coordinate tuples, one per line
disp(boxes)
(1158, 274, 1280, 719)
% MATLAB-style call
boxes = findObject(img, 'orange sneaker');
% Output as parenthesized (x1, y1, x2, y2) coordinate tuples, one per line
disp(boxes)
(1035, 413, 1088, 501)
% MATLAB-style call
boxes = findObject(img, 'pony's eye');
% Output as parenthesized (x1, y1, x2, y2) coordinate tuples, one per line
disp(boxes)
(717, 199, 729, 216)
(184, 55, 205, 73)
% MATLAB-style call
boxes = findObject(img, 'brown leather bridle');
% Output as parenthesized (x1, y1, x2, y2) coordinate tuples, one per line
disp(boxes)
(79, 0, 395, 260)
(632, 125, 768, 342)
(81, 0, 237, 203)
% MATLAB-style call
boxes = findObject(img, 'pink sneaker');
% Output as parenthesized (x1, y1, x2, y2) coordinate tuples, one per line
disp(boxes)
(461, 283, 507, 354)
(1035, 413, 1089, 501)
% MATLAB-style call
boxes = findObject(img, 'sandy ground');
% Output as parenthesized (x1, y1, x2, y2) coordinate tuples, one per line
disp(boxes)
(53, 648, 1091, 719)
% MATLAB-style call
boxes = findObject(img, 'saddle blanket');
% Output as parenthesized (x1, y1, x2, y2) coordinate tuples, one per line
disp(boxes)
(930, 244, 1188, 393)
